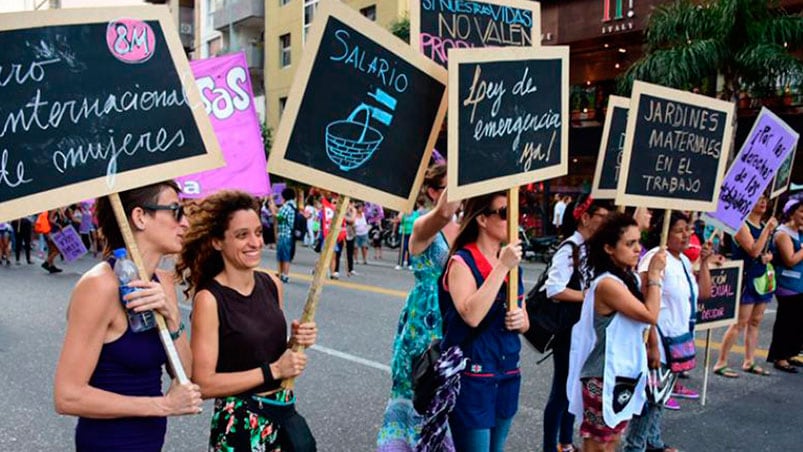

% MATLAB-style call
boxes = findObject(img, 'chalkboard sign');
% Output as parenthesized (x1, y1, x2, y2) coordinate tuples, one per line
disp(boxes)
(703, 108, 799, 234)
(695, 261, 743, 331)
(410, 0, 541, 67)
(0, 7, 223, 223)
(772, 146, 798, 199)
(447, 46, 568, 200)
(591, 95, 629, 199)
(615, 82, 735, 211)
(268, 0, 447, 212)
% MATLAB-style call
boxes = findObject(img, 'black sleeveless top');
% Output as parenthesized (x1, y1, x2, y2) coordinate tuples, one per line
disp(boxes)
(203, 271, 287, 394)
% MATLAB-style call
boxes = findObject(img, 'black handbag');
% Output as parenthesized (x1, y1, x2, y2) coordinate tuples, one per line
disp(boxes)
(412, 339, 442, 414)
(246, 397, 317, 452)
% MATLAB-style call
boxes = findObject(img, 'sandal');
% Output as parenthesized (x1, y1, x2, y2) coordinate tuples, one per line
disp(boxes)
(742, 364, 771, 376)
(788, 357, 803, 367)
(773, 361, 799, 373)
(713, 366, 739, 378)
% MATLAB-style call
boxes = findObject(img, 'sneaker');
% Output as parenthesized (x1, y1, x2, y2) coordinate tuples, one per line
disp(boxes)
(671, 383, 700, 400)
(663, 398, 681, 411)
(41, 262, 51, 272)
(348, 270, 358, 277)
(49, 265, 63, 274)
(394, 265, 401, 270)
(279, 274, 289, 283)
(330, 272, 339, 280)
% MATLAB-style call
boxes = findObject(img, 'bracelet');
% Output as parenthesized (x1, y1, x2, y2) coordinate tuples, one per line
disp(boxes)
(260, 362, 278, 385)
(647, 279, 662, 288)
(168, 321, 185, 341)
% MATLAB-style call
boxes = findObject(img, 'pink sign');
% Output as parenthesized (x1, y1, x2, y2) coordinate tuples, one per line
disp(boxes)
(177, 52, 270, 198)
(106, 19, 156, 64)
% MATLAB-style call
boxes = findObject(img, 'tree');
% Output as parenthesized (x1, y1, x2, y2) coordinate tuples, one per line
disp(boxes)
(389, 15, 410, 43)
(261, 121, 273, 160)
(619, 0, 803, 100)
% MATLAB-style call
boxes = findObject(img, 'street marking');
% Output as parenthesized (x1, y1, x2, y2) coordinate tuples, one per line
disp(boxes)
(309, 344, 391, 373)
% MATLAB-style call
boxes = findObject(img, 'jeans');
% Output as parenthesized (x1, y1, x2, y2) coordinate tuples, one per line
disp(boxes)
(623, 401, 664, 452)
(450, 416, 513, 452)
(543, 329, 575, 452)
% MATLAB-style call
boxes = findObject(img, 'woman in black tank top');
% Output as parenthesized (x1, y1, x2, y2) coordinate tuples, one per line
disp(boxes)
(178, 190, 318, 451)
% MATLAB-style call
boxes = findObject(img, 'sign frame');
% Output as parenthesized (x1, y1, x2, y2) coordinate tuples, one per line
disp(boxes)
(447, 46, 569, 201)
(0, 6, 224, 223)
(771, 147, 798, 200)
(591, 95, 629, 199)
(615, 81, 736, 212)
(268, 0, 448, 213)
(410, 0, 542, 66)
(695, 260, 743, 331)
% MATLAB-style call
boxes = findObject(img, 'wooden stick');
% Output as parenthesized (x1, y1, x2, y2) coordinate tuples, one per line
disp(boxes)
(109, 193, 189, 384)
(282, 194, 350, 389)
(507, 188, 519, 311)
(701, 330, 712, 406)
(762, 194, 782, 254)
(617, 205, 625, 213)
(660, 209, 672, 247)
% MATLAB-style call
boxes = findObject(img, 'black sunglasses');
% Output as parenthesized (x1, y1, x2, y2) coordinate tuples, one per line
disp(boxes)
(484, 206, 508, 219)
(141, 203, 185, 222)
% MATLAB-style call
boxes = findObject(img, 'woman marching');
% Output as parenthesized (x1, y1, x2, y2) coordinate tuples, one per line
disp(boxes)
(567, 212, 666, 452)
(542, 194, 610, 452)
(54, 181, 203, 451)
(377, 163, 461, 451)
(440, 191, 528, 452)
(178, 190, 318, 450)
(713, 195, 777, 377)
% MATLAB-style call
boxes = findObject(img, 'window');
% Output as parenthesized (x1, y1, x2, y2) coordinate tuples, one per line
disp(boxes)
(206, 0, 215, 30)
(280, 0, 290, 6)
(303, 0, 320, 42)
(279, 33, 291, 67)
(279, 97, 288, 117)
(360, 5, 376, 21)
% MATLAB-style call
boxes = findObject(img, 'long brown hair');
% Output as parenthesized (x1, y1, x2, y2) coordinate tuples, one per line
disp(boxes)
(449, 191, 507, 256)
(176, 190, 261, 299)
(421, 162, 446, 205)
(94, 180, 181, 257)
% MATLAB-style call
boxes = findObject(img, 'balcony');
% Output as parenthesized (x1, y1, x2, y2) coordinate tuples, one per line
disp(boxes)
(245, 44, 264, 72)
(213, 0, 264, 31)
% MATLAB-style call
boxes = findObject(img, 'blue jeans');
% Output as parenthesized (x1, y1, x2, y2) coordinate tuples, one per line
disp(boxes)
(450, 416, 513, 452)
(543, 329, 575, 452)
(623, 401, 664, 452)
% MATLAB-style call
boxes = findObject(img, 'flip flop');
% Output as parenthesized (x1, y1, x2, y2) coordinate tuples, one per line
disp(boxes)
(713, 366, 739, 378)
(742, 364, 771, 376)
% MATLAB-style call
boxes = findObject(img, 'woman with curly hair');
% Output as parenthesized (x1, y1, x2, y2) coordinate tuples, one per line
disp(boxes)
(177, 190, 318, 450)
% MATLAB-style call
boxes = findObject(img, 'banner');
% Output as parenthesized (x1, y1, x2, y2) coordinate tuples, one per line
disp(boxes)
(50, 225, 88, 263)
(177, 52, 270, 198)
(704, 108, 799, 234)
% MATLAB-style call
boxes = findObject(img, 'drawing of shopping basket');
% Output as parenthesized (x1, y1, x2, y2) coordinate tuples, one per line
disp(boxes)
(326, 105, 385, 171)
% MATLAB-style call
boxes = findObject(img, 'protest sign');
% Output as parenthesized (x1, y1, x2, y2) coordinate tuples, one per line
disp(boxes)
(50, 225, 88, 262)
(703, 108, 799, 234)
(0, 6, 224, 223)
(268, 0, 447, 213)
(695, 260, 742, 331)
(615, 81, 735, 212)
(591, 95, 629, 199)
(771, 146, 798, 199)
(447, 46, 569, 200)
(410, 0, 540, 67)
(176, 52, 269, 198)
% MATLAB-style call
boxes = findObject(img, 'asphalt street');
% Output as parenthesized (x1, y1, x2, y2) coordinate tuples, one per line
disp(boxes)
(0, 245, 800, 451)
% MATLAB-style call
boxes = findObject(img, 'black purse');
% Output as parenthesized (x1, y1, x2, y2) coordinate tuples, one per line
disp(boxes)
(412, 339, 442, 414)
(246, 397, 317, 452)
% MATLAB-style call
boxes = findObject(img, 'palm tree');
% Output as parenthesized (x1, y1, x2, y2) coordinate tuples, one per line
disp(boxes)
(619, 0, 803, 101)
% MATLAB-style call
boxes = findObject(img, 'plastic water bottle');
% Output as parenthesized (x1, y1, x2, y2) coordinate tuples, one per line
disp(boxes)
(113, 248, 156, 333)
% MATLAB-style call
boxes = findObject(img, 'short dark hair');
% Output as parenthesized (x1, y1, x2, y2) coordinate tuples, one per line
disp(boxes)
(282, 187, 296, 202)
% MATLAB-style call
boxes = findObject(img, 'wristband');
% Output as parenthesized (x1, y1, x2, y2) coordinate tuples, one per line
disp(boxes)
(647, 279, 662, 289)
(169, 321, 185, 341)
(260, 362, 277, 385)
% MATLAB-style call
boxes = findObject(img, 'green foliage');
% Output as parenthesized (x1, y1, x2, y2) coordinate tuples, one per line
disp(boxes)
(261, 121, 273, 159)
(390, 15, 410, 43)
(619, 0, 803, 98)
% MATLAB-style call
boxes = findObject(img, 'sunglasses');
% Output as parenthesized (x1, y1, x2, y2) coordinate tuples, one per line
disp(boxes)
(141, 203, 185, 222)
(484, 206, 508, 219)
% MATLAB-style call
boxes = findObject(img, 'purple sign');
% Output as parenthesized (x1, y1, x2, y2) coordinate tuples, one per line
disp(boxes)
(50, 225, 88, 262)
(272, 183, 286, 205)
(704, 108, 800, 234)
(177, 52, 270, 198)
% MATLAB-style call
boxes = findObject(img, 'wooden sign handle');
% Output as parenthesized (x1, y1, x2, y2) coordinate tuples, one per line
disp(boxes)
(660, 209, 672, 248)
(282, 194, 350, 390)
(109, 193, 189, 385)
(507, 188, 519, 311)
(761, 193, 782, 255)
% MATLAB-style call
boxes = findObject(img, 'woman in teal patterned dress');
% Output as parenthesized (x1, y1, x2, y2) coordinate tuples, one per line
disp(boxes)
(377, 163, 461, 451)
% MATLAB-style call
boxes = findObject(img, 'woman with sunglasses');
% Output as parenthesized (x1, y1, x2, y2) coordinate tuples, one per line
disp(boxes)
(178, 190, 317, 450)
(440, 191, 527, 452)
(54, 181, 202, 451)
(541, 193, 610, 452)
(377, 163, 461, 451)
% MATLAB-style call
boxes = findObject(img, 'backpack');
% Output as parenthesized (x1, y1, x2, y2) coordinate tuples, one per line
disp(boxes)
(292, 209, 306, 241)
(523, 240, 582, 354)
(34, 211, 51, 234)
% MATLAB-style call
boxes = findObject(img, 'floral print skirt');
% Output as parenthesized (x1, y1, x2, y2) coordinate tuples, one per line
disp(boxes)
(209, 390, 295, 452)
